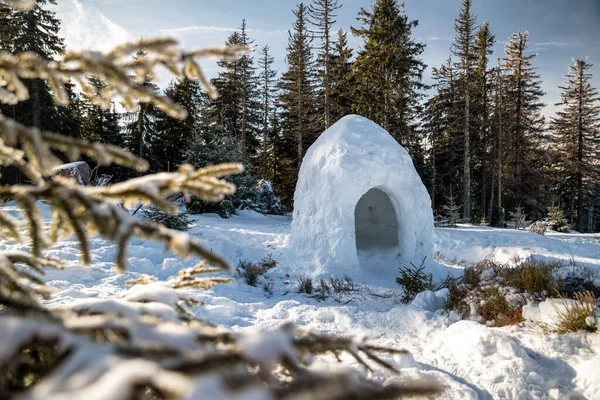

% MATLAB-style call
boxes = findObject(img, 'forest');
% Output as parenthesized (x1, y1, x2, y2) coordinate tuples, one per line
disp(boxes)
(1, 0, 599, 232)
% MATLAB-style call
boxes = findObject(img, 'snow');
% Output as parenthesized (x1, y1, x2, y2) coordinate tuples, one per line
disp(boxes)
(2, 200, 600, 399)
(291, 115, 434, 281)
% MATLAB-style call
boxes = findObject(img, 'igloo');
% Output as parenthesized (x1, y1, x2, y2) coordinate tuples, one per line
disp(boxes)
(291, 115, 434, 279)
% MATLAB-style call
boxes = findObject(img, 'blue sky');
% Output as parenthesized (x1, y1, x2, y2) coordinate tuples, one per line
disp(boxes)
(53, 0, 600, 118)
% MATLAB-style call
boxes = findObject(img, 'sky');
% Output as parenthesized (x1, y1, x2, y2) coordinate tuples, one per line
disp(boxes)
(51, 0, 600, 118)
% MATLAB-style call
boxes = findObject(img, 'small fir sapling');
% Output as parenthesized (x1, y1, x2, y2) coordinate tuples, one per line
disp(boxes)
(508, 206, 531, 230)
(441, 191, 461, 227)
(547, 205, 569, 232)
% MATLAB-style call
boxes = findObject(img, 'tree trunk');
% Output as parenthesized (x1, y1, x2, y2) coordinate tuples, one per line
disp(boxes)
(463, 86, 471, 221)
(577, 64, 584, 231)
(324, 6, 330, 129)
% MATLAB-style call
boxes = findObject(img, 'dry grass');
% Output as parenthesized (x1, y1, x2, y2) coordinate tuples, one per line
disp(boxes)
(297, 275, 313, 294)
(500, 259, 562, 296)
(545, 291, 597, 334)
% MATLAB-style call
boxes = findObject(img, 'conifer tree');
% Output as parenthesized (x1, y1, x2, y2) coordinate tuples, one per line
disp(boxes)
(81, 76, 121, 145)
(308, 0, 342, 129)
(122, 49, 163, 173)
(551, 59, 600, 231)
(278, 3, 319, 206)
(351, 0, 426, 153)
(489, 62, 510, 225)
(156, 76, 203, 171)
(451, 0, 478, 221)
(329, 29, 354, 124)
(472, 21, 495, 219)
(501, 31, 546, 210)
(56, 81, 83, 140)
(211, 21, 261, 165)
(0, 0, 64, 130)
(424, 58, 461, 214)
(257, 45, 278, 179)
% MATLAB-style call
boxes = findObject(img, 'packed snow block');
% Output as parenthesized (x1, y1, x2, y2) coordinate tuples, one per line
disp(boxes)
(291, 115, 434, 279)
(51, 161, 92, 185)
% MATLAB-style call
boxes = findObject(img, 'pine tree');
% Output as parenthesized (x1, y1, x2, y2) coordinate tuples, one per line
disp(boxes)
(278, 3, 319, 206)
(122, 49, 163, 173)
(472, 21, 495, 220)
(329, 29, 354, 124)
(351, 0, 426, 154)
(308, 0, 342, 129)
(211, 21, 261, 166)
(489, 62, 510, 226)
(0, 0, 64, 130)
(0, 0, 65, 184)
(257, 45, 278, 179)
(451, 0, 478, 221)
(501, 31, 546, 211)
(156, 76, 203, 171)
(56, 81, 83, 140)
(424, 58, 461, 214)
(81, 76, 121, 145)
(551, 59, 600, 231)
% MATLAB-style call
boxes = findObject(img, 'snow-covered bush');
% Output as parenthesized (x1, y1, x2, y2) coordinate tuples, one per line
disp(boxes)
(446, 259, 600, 328)
(528, 222, 547, 235)
(0, 3, 440, 397)
(185, 130, 285, 218)
(445, 261, 530, 326)
(140, 203, 191, 231)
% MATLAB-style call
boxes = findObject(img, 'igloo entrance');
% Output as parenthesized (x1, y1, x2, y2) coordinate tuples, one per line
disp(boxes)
(354, 188, 399, 251)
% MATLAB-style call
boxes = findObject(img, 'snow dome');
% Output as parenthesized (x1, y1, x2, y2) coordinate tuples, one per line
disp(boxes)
(291, 115, 434, 279)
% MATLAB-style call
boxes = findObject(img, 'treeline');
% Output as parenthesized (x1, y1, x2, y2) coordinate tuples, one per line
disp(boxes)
(1, 0, 599, 231)
(425, 0, 600, 232)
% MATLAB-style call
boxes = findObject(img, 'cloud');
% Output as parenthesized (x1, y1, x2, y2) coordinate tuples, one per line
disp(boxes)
(419, 36, 453, 43)
(532, 41, 576, 49)
(160, 25, 285, 36)
(51, 0, 132, 53)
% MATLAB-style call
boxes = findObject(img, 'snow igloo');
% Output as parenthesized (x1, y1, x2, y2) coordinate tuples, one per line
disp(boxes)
(291, 115, 434, 279)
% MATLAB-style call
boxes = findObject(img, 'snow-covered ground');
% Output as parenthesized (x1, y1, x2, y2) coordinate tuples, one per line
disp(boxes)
(4, 203, 600, 399)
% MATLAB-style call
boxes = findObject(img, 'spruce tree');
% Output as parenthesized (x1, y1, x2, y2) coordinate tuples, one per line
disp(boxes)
(278, 3, 319, 206)
(489, 62, 510, 226)
(424, 58, 461, 214)
(329, 29, 354, 124)
(257, 45, 278, 179)
(122, 49, 163, 173)
(451, 0, 478, 221)
(211, 21, 261, 166)
(551, 59, 600, 231)
(156, 76, 203, 171)
(0, 0, 64, 130)
(351, 0, 426, 154)
(56, 81, 83, 140)
(81, 76, 121, 145)
(472, 21, 495, 220)
(501, 31, 546, 210)
(308, 0, 342, 129)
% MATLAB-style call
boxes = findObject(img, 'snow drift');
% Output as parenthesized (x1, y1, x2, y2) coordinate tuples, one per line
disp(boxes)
(291, 115, 434, 279)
